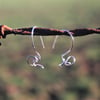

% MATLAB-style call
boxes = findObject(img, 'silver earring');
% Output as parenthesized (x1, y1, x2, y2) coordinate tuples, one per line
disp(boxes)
(59, 30, 76, 67)
(26, 26, 45, 69)
(52, 30, 76, 67)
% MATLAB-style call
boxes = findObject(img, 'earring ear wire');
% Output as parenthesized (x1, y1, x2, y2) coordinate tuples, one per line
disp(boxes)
(59, 30, 76, 67)
(26, 26, 45, 69)
(40, 36, 45, 48)
(52, 35, 59, 49)
(52, 29, 76, 67)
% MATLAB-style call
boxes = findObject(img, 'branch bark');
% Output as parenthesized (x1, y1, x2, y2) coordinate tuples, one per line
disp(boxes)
(0, 25, 100, 39)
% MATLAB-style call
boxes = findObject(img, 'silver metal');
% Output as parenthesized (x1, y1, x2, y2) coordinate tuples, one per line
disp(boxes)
(52, 30, 76, 67)
(59, 30, 76, 67)
(26, 26, 44, 69)
(52, 35, 59, 49)
(40, 36, 45, 48)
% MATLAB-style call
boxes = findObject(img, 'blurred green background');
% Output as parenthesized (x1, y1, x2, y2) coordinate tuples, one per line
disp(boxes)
(0, 0, 100, 100)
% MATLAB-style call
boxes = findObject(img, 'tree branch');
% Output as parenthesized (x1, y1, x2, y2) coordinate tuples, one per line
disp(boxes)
(0, 25, 100, 39)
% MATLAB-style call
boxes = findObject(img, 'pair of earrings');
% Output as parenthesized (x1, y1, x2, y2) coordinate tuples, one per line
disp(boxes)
(26, 26, 76, 69)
